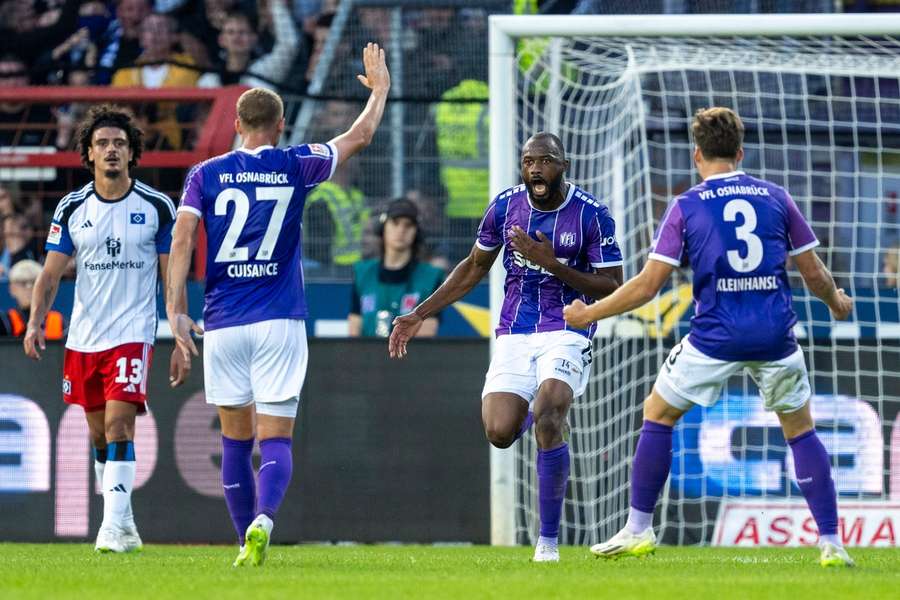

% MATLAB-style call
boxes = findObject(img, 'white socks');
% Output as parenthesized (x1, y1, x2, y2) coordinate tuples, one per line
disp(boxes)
(537, 535, 558, 549)
(101, 459, 136, 532)
(625, 507, 654, 534)
(96, 458, 136, 531)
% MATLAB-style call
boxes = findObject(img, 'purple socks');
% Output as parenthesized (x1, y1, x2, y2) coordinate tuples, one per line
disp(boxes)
(537, 443, 570, 538)
(257, 437, 293, 520)
(514, 411, 534, 443)
(630, 420, 673, 514)
(788, 429, 838, 537)
(221, 436, 256, 544)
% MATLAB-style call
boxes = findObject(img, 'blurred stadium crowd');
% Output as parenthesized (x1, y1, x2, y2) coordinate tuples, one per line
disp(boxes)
(0, 0, 898, 295)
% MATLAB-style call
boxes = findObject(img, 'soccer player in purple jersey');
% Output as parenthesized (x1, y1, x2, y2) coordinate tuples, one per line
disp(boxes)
(564, 107, 855, 567)
(390, 132, 624, 562)
(165, 43, 390, 567)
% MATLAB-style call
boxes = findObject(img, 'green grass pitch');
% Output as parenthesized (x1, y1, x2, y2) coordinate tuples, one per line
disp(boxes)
(1, 544, 898, 599)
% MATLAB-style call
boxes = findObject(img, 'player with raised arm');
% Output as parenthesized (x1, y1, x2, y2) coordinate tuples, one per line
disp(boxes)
(24, 105, 187, 553)
(166, 43, 390, 567)
(563, 107, 855, 567)
(390, 133, 623, 562)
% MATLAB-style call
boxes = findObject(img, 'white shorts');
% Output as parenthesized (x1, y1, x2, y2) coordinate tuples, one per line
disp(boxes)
(482, 330, 592, 404)
(203, 319, 308, 417)
(654, 335, 810, 413)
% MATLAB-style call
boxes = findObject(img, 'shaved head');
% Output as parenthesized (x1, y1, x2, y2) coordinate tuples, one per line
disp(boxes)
(523, 132, 565, 159)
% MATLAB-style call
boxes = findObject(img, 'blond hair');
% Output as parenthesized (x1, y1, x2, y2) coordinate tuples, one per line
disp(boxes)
(692, 107, 744, 161)
(236, 88, 284, 131)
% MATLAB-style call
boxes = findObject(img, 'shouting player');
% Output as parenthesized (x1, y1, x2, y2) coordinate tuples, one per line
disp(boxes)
(166, 43, 390, 567)
(390, 132, 623, 562)
(564, 107, 855, 567)
(24, 105, 185, 553)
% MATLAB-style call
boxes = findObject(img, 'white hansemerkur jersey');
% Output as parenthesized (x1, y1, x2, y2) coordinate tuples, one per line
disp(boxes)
(46, 180, 175, 352)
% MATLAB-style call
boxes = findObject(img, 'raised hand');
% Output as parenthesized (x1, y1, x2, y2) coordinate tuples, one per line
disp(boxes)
(388, 312, 423, 358)
(357, 42, 390, 93)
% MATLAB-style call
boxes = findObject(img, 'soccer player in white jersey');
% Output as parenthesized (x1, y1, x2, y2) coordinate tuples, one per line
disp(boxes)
(166, 44, 390, 567)
(24, 105, 187, 553)
(564, 107, 855, 567)
(390, 133, 624, 562)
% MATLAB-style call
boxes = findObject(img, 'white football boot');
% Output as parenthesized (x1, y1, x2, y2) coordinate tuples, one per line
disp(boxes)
(120, 522, 143, 553)
(533, 539, 560, 563)
(94, 527, 127, 553)
(819, 541, 855, 568)
(590, 527, 657, 559)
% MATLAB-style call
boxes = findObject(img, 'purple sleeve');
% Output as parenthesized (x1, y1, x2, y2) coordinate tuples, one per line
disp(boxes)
(586, 209, 623, 268)
(649, 200, 685, 266)
(178, 164, 204, 217)
(784, 191, 819, 256)
(475, 200, 500, 251)
(291, 142, 338, 188)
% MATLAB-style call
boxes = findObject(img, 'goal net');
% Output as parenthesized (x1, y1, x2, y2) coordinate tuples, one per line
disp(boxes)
(489, 14, 900, 546)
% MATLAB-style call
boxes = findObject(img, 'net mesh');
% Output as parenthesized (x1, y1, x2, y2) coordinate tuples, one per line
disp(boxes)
(509, 31, 900, 546)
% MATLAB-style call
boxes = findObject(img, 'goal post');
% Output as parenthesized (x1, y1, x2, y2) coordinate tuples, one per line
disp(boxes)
(489, 14, 900, 547)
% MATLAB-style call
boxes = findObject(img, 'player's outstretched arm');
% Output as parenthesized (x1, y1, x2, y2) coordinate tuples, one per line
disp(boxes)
(166, 212, 205, 370)
(793, 249, 852, 320)
(389, 244, 499, 358)
(564, 259, 673, 329)
(329, 42, 390, 167)
(23, 251, 69, 360)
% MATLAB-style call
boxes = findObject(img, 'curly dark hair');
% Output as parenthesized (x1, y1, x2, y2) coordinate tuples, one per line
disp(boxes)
(77, 105, 144, 171)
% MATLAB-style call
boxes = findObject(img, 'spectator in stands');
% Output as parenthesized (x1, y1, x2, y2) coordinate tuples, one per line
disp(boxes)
(0, 0, 82, 65)
(302, 101, 370, 269)
(198, 0, 299, 89)
(112, 12, 200, 149)
(0, 53, 55, 147)
(348, 198, 444, 338)
(0, 258, 65, 339)
(0, 213, 40, 281)
(0, 184, 14, 221)
(434, 79, 489, 261)
(95, 0, 152, 83)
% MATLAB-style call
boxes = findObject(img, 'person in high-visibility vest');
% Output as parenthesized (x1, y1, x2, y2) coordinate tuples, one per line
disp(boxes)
(0, 259, 65, 339)
(434, 79, 490, 219)
(304, 181, 370, 266)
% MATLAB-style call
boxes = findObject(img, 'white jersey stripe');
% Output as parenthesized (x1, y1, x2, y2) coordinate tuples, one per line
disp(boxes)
(52, 183, 92, 221)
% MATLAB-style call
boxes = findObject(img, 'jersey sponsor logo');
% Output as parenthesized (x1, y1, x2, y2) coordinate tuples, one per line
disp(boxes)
(105, 236, 122, 258)
(80, 220, 93, 229)
(226, 263, 279, 278)
(83, 260, 146, 271)
(62, 378, 71, 395)
(47, 223, 62, 244)
(361, 294, 376, 313)
(511, 250, 553, 275)
(600, 235, 616, 247)
(308, 143, 329, 156)
(559, 232, 576, 247)
(716, 275, 778, 292)
(130, 212, 146, 224)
